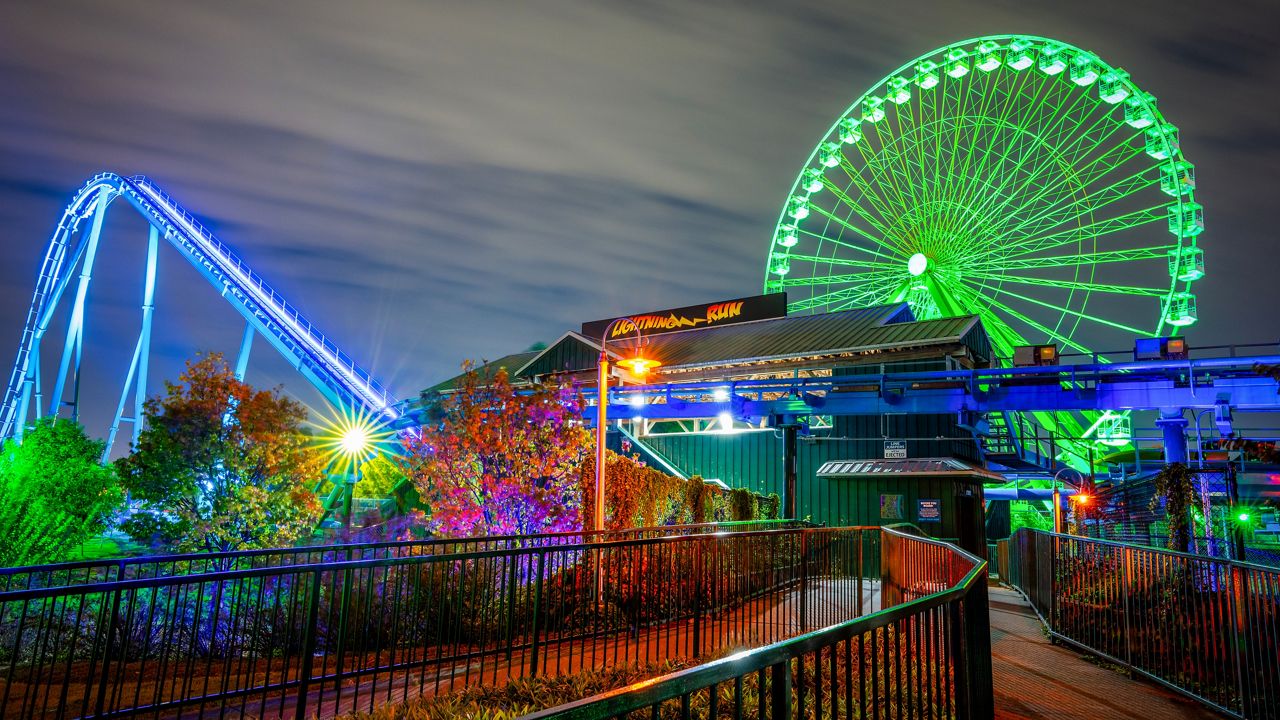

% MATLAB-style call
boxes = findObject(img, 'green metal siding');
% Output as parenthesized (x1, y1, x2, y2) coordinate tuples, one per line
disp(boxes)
(644, 427, 980, 529)
(519, 335, 598, 378)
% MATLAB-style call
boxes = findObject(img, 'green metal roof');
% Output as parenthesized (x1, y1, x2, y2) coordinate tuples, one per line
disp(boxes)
(637, 304, 987, 371)
(423, 303, 990, 392)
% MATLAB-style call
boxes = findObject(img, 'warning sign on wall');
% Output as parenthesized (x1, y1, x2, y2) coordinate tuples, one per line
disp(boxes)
(884, 440, 907, 459)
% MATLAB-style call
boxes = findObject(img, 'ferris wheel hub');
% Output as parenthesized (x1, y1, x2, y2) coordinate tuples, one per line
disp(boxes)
(907, 253, 929, 277)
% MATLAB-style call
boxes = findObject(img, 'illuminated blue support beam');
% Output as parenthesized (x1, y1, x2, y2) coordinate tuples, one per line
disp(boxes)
(580, 355, 1280, 425)
(1156, 410, 1189, 464)
(103, 225, 160, 460)
(1, 174, 401, 442)
(133, 226, 158, 447)
(49, 188, 109, 421)
(234, 322, 254, 381)
(13, 346, 37, 442)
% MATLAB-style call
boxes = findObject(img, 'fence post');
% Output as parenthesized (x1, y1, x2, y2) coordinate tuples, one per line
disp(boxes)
(294, 569, 324, 720)
(962, 574, 995, 720)
(1122, 547, 1134, 672)
(950, 599, 971, 720)
(92, 585, 125, 718)
(1229, 565, 1252, 717)
(528, 551, 547, 677)
(505, 554, 519, 662)
(799, 531, 809, 632)
(693, 538, 703, 658)
(856, 530, 864, 616)
(769, 660, 792, 719)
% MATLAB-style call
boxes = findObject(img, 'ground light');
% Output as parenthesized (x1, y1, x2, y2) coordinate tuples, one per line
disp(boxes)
(313, 405, 394, 530)
(341, 425, 370, 456)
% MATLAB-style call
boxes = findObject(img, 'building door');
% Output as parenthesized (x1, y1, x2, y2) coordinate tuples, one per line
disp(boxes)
(955, 493, 985, 559)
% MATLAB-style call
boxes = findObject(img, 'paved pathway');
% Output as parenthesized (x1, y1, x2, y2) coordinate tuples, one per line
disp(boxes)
(989, 586, 1224, 719)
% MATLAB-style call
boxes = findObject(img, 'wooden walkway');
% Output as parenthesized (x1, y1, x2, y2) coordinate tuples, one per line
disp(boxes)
(989, 586, 1224, 719)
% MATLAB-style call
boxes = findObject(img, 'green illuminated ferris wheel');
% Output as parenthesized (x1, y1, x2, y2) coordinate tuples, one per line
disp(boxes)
(765, 36, 1203, 369)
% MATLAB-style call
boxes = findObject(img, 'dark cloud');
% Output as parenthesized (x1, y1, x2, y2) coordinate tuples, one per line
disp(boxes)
(0, 0, 1277, 442)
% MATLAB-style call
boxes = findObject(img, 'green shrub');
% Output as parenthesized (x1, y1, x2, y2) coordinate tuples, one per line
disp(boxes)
(337, 658, 692, 719)
(0, 418, 122, 567)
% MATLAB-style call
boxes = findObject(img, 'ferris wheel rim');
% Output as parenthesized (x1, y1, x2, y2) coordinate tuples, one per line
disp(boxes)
(764, 34, 1202, 353)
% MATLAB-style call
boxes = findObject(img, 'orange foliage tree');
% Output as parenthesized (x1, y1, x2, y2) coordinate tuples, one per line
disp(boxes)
(402, 365, 592, 537)
(117, 354, 325, 552)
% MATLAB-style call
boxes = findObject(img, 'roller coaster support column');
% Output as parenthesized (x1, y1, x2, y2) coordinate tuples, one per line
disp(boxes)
(14, 346, 38, 442)
(1156, 410, 1190, 464)
(234, 322, 254, 381)
(103, 225, 160, 460)
(50, 187, 110, 423)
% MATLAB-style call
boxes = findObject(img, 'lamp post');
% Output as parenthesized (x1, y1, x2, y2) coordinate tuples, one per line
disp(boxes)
(594, 317, 659, 533)
(1051, 467, 1083, 535)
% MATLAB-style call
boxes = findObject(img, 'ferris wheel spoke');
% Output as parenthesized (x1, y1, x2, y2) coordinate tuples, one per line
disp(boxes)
(941, 72, 1041, 225)
(856, 127, 925, 224)
(798, 232, 904, 263)
(964, 290, 1095, 354)
(789, 281, 896, 312)
(964, 90, 1125, 235)
(1000, 205, 1167, 258)
(972, 244, 1176, 270)
(997, 165, 1160, 245)
(831, 156, 917, 245)
(784, 253, 901, 271)
(982, 113, 1143, 231)
(953, 78, 1087, 205)
(820, 173, 899, 241)
(966, 278, 1150, 336)
(875, 103, 928, 213)
(963, 271, 1169, 297)
(805, 205, 909, 260)
(985, 134, 1148, 244)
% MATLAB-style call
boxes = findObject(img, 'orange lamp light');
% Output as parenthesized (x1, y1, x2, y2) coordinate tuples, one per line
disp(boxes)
(1074, 494, 1091, 506)
(617, 355, 661, 377)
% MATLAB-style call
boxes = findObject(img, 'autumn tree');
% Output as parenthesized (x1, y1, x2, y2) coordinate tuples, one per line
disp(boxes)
(0, 419, 122, 566)
(402, 364, 591, 537)
(117, 354, 325, 552)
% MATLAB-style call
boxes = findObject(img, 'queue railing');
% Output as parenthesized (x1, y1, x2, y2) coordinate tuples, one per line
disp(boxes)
(1007, 528, 1280, 720)
(523, 526, 992, 720)
(0, 519, 806, 593)
(1, 524, 874, 720)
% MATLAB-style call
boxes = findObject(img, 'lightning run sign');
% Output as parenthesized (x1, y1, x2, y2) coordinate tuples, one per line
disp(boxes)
(582, 293, 788, 340)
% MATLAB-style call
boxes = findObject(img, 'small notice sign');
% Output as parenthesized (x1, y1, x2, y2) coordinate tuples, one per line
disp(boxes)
(884, 440, 907, 459)
(880, 494, 904, 520)
(917, 499, 942, 523)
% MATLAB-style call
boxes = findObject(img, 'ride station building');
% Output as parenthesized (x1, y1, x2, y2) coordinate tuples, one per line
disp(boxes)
(424, 293, 999, 556)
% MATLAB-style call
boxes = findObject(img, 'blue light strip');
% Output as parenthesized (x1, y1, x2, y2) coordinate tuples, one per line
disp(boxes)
(576, 354, 1280, 423)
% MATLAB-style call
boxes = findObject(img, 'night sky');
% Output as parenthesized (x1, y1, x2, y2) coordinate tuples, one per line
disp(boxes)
(1, 1, 1278, 443)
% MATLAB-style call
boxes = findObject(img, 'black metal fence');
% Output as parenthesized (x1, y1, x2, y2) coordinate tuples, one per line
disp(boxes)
(1007, 528, 1280, 720)
(523, 527, 992, 720)
(0, 520, 804, 593)
(2, 524, 882, 720)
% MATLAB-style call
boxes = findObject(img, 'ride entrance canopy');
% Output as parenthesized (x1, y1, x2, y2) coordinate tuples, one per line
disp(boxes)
(764, 35, 1204, 464)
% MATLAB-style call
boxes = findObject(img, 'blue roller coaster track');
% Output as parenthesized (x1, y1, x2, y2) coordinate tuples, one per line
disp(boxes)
(0, 173, 400, 447)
